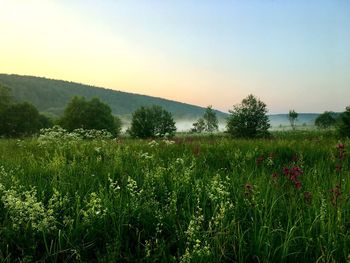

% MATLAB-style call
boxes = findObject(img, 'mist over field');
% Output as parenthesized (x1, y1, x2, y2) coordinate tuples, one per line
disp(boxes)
(174, 113, 319, 132)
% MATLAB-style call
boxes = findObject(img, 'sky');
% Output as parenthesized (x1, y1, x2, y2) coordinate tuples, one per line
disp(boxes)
(0, 0, 349, 114)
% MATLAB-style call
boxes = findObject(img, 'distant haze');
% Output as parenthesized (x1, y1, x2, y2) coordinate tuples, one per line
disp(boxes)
(176, 113, 319, 132)
(1, 1, 349, 113)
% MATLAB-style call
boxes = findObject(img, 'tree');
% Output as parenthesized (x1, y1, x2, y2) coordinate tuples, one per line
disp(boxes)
(60, 96, 120, 136)
(84, 98, 116, 133)
(288, 110, 298, 130)
(315, 111, 336, 129)
(0, 102, 40, 137)
(114, 116, 123, 136)
(226, 94, 270, 138)
(191, 118, 206, 133)
(59, 96, 88, 130)
(129, 105, 176, 139)
(38, 114, 54, 129)
(191, 106, 219, 133)
(203, 106, 219, 132)
(0, 84, 12, 112)
(338, 106, 350, 137)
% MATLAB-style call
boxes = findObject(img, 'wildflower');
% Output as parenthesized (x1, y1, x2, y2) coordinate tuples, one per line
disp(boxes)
(256, 156, 264, 166)
(244, 183, 253, 196)
(335, 164, 342, 173)
(336, 143, 346, 160)
(272, 173, 279, 179)
(283, 167, 290, 176)
(330, 184, 341, 206)
(292, 154, 299, 162)
(282, 165, 303, 190)
(304, 191, 312, 204)
(336, 143, 345, 150)
(294, 181, 302, 189)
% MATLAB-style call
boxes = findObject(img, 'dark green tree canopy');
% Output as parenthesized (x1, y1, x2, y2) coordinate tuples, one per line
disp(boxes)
(60, 96, 120, 136)
(192, 106, 219, 133)
(288, 110, 298, 130)
(226, 94, 270, 138)
(129, 105, 176, 139)
(0, 84, 12, 112)
(0, 102, 40, 137)
(338, 106, 350, 137)
(0, 85, 49, 137)
(191, 118, 206, 133)
(315, 111, 337, 129)
(203, 106, 219, 132)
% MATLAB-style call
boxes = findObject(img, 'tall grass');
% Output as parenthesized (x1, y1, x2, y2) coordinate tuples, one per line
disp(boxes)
(0, 131, 349, 262)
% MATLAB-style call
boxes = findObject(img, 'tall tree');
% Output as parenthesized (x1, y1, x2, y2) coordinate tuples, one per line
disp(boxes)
(203, 106, 219, 132)
(288, 110, 298, 130)
(191, 118, 206, 133)
(0, 84, 12, 112)
(60, 96, 120, 136)
(338, 106, 350, 137)
(315, 111, 336, 129)
(226, 94, 270, 138)
(129, 105, 176, 138)
(192, 106, 219, 133)
(84, 98, 116, 132)
(0, 102, 40, 137)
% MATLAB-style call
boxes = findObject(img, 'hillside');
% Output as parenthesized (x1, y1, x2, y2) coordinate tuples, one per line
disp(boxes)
(0, 74, 227, 121)
(0, 74, 329, 130)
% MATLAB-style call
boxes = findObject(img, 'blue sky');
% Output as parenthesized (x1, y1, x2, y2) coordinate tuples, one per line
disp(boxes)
(1, 0, 349, 113)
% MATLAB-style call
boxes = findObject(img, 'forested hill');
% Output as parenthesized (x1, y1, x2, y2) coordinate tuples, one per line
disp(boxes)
(0, 74, 227, 120)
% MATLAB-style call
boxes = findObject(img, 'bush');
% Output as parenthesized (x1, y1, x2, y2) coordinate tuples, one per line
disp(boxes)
(315, 111, 337, 129)
(0, 102, 41, 137)
(226, 94, 270, 138)
(129, 105, 176, 138)
(338, 106, 350, 137)
(192, 106, 219, 133)
(60, 97, 121, 137)
(288, 110, 298, 130)
(191, 118, 206, 133)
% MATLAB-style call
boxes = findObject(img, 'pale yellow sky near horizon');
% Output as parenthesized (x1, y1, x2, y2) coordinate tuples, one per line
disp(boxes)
(1, 0, 349, 113)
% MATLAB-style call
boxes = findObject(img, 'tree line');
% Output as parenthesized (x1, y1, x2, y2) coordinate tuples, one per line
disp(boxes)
(1, 84, 350, 138)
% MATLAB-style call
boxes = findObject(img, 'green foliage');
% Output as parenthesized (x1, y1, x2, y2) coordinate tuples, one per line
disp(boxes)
(338, 106, 350, 137)
(0, 74, 228, 120)
(203, 105, 219, 132)
(59, 96, 88, 130)
(38, 126, 113, 143)
(315, 111, 337, 129)
(0, 132, 349, 262)
(114, 115, 123, 135)
(60, 96, 120, 136)
(0, 84, 12, 112)
(129, 105, 176, 138)
(226, 94, 270, 138)
(191, 118, 206, 133)
(0, 102, 41, 137)
(38, 114, 54, 129)
(192, 106, 219, 133)
(288, 110, 298, 130)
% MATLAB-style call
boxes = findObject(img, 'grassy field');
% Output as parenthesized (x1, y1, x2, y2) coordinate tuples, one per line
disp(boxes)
(0, 130, 349, 262)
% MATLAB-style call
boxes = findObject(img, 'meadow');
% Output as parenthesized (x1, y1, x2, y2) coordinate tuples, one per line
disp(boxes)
(0, 129, 349, 262)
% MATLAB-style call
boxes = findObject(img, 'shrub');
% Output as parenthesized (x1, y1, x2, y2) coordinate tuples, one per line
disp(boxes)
(338, 106, 350, 137)
(129, 105, 176, 138)
(315, 111, 337, 129)
(0, 102, 41, 137)
(226, 94, 270, 138)
(288, 110, 298, 130)
(59, 96, 121, 136)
